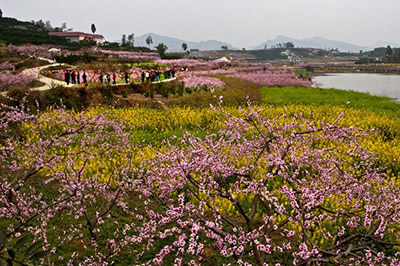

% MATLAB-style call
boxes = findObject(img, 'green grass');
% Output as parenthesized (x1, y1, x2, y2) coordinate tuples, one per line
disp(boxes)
(262, 86, 400, 118)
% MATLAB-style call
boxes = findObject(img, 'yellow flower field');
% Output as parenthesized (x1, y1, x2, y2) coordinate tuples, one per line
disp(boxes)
(16, 104, 400, 185)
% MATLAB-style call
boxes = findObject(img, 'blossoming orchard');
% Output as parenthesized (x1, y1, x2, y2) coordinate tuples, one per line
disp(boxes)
(1, 41, 400, 265)
(1, 100, 400, 265)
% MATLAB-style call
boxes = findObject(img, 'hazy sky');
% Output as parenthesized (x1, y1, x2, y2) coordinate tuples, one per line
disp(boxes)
(1, 0, 399, 48)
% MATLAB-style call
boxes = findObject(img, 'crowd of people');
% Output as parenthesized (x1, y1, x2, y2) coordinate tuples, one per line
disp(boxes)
(64, 70, 86, 85)
(63, 69, 176, 86)
(140, 69, 175, 83)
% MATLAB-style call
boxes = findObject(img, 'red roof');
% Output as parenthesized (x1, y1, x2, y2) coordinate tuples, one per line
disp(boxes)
(49, 32, 104, 39)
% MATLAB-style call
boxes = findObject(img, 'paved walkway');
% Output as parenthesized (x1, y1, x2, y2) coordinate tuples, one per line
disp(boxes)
(109, 77, 177, 86)
(2, 61, 178, 95)
(28, 65, 177, 91)
(23, 63, 74, 92)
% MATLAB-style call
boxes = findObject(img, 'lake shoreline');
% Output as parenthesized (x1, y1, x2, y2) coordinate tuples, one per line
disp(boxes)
(313, 73, 400, 102)
(312, 71, 400, 77)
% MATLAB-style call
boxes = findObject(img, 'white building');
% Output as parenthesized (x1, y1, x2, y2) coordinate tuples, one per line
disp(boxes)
(48, 32, 105, 44)
(281, 50, 295, 56)
(288, 55, 301, 64)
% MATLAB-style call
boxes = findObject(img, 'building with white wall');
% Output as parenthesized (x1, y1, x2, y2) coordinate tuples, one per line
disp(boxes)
(49, 32, 105, 44)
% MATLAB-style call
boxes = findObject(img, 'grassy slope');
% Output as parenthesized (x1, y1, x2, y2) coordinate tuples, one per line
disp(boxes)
(261, 86, 400, 118)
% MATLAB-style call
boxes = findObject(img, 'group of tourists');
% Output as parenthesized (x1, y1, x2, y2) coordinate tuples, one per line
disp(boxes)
(64, 70, 87, 86)
(140, 69, 175, 83)
(64, 70, 127, 86)
(98, 72, 130, 85)
(64, 68, 176, 86)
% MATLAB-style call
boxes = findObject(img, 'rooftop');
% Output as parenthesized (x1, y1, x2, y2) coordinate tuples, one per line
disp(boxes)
(49, 32, 104, 39)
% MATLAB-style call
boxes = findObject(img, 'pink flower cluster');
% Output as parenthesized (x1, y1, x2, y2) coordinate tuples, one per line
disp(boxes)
(175, 63, 312, 87)
(0, 73, 37, 88)
(0, 62, 15, 71)
(178, 72, 224, 89)
(230, 70, 314, 86)
(182, 75, 225, 89)
(54, 71, 65, 80)
(4, 44, 51, 59)
(98, 50, 160, 61)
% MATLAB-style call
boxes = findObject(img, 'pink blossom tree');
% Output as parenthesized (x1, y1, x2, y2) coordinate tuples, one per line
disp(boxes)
(0, 73, 37, 89)
(0, 101, 139, 264)
(135, 106, 400, 265)
(4, 45, 52, 59)
(0, 101, 399, 265)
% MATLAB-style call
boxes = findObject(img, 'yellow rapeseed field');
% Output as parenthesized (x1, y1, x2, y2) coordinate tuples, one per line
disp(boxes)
(18, 105, 400, 184)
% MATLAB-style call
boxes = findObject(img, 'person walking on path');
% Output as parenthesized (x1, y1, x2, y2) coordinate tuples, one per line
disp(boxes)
(165, 70, 170, 79)
(82, 72, 87, 85)
(145, 72, 150, 82)
(106, 73, 111, 84)
(141, 71, 145, 83)
(125, 72, 129, 83)
(77, 72, 81, 84)
(65, 70, 70, 85)
(71, 71, 76, 85)
(112, 73, 117, 84)
(156, 72, 160, 82)
(99, 73, 104, 84)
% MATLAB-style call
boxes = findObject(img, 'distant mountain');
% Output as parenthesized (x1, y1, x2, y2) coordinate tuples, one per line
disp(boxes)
(253, 35, 370, 52)
(133, 33, 234, 52)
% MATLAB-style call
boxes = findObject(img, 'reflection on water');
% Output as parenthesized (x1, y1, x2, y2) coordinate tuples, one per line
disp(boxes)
(313, 73, 400, 101)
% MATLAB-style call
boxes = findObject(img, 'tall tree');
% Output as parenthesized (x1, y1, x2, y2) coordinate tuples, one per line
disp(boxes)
(146, 35, 153, 49)
(36, 20, 45, 31)
(156, 43, 167, 57)
(0, 9, 3, 32)
(182, 43, 188, 51)
(285, 42, 295, 48)
(91, 23, 96, 34)
(386, 45, 393, 56)
(127, 34, 135, 47)
(44, 20, 53, 31)
(122, 34, 127, 46)
(60, 22, 67, 32)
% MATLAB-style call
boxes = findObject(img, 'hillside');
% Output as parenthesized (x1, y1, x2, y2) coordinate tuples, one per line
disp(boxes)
(0, 17, 70, 45)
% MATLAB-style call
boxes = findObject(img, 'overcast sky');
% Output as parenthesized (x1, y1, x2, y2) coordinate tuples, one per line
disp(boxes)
(1, 0, 399, 48)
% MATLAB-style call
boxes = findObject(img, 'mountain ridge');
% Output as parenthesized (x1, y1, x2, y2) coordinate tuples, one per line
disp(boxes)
(130, 33, 397, 53)
(252, 35, 371, 52)
(133, 33, 234, 52)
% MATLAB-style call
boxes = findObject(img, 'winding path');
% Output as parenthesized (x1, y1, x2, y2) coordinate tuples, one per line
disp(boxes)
(23, 59, 177, 92)
(23, 63, 74, 92)
(1, 58, 178, 97)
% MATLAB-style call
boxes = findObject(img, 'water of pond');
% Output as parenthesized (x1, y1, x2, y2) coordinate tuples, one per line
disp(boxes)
(313, 73, 400, 101)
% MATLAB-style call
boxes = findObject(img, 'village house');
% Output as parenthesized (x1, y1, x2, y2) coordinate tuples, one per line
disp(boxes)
(288, 55, 301, 64)
(48, 32, 105, 44)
